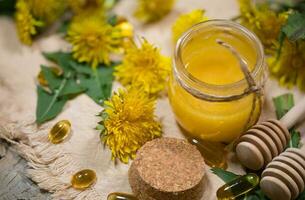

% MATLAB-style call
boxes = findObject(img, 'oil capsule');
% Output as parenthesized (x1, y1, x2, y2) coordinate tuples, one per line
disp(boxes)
(48, 120, 71, 144)
(107, 192, 138, 200)
(188, 137, 228, 169)
(216, 173, 259, 200)
(71, 169, 97, 190)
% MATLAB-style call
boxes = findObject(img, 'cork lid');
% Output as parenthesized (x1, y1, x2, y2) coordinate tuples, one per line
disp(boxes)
(132, 137, 205, 192)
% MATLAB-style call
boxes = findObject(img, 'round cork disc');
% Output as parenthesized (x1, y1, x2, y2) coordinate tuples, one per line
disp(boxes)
(239, 134, 272, 164)
(286, 148, 305, 161)
(260, 176, 291, 200)
(129, 138, 205, 200)
(268, 119, 290, 142)
(262, 121, 287, 149)
(254, 124, 284, 153)
(246, 128, 279, 157)
(236, 141, 264, 170)
(262, 168, 299, 199)
(273, 156, 305, 182)
(267, 160, 304, 192)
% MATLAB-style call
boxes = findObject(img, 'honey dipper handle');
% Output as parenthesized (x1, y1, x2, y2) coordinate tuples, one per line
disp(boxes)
(280, 97, 305, 129)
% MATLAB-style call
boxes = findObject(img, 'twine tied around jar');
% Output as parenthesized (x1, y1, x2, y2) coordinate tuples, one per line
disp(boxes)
(216, 39, 263, 130)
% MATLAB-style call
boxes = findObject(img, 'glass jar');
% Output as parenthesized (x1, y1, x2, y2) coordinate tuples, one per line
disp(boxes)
(168, 20, 267, 143)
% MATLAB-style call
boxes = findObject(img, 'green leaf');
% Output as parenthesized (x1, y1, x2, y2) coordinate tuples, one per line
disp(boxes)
(273, 93, 294, 119)
(243, 195, 258, 200)
(57, 20, 70, 34)
(273, 93, 302, 149)
(59, 78, 86, 97)
(79, 76, 103, 104)
(96, 66, 114, 98)
(69, 61, 92, 75)
(38, 51, 115, 122)
(40, 65, 84, 97)
(43, 52, 74, 75)
(78, 65, 114, 104)
(297, 190, 305, 200)
(0, 0, 16, 16)
(36, 86, 68, 124)
(211, 168, 239, 183)
(96, 124, 105, 131)
(251, 189, 269, 200)
(282, 11, 305, 41)
(40, 65, 62, 91)
(275, 31, 285, 61)
(107, 14, 118, 26)
(289, 129, 301, 148)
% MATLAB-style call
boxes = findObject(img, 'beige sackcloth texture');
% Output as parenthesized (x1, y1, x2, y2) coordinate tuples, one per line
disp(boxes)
(0, 0, 305, 199)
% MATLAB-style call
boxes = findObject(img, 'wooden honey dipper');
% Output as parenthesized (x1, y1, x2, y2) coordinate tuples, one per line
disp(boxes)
(260, 147, 305, 200)
(236, 97, 305, 170)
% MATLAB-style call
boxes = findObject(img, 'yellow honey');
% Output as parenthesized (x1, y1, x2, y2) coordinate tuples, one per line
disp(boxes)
(71, 169, 97, 190)
(188, 138, 227, 169)
(48, 120, 71, 144)
(169, 20, 266, 142)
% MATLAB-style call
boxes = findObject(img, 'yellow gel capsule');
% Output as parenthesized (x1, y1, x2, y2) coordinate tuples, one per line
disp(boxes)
(48, 120, 71, 144)
(216, 173, 259, 200)
(71, 169, 97, 190)
(37, 67, 62, 87)
(188, 138, 228, 169)
(107, 192, 138, 200)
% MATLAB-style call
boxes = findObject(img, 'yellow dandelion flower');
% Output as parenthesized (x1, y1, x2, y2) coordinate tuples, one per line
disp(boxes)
(115, 21, 134, 39)
(15, 0, 44, 45)
(109, 17, 135, 50)
(134, 0, 175, 23)
(98, 87, 162, 163)
(172, 9, 208, 42)
(68, 0, 105, 17)
(27, 0, 66, 23)
(115, 39, 171, 96)
(268, 40, 305, 91)
(66, 16, 122, 68)
(238, 0, 288, 53)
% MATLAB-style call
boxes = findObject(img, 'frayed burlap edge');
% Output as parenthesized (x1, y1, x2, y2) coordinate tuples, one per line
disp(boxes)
(0, 119, 102, 200)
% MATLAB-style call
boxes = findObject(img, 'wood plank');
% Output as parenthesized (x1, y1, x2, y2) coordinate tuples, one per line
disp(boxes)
(0, 142, 50, 200)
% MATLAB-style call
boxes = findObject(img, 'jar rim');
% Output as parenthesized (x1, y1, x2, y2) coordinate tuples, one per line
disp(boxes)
(174, 19, 266, 101)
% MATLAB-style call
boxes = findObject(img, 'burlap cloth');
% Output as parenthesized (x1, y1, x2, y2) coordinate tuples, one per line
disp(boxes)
(0, 0, 304, 199)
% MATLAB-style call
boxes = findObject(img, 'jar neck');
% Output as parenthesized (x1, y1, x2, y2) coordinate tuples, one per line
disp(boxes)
(173, 20, 266, 102)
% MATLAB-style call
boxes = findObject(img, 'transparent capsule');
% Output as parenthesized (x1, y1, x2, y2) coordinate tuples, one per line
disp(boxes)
(216, 173, 259, 200)
(107, 192, 138, 200)
(48, 120, 71, 144)
(71, 169, 97, 190)
(188, 137, 228, 169)
(37, 67, 62, 87)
